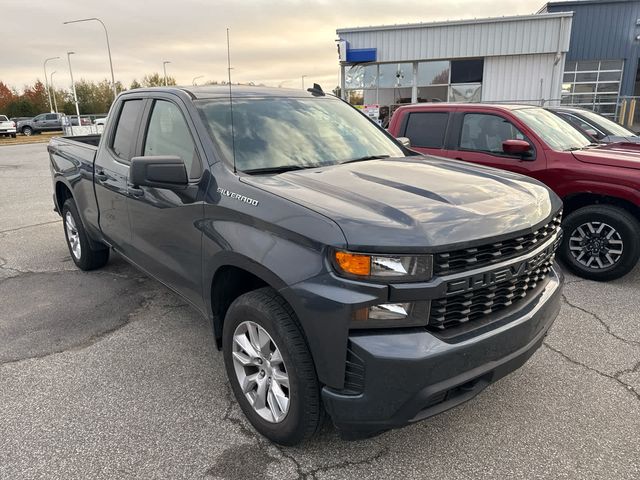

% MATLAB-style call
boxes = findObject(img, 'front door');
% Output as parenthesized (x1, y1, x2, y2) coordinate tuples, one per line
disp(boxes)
(448, 112, 545, 179)
(127, 97, 207, 308)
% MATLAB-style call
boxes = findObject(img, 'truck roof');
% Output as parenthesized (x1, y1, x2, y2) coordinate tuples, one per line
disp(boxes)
(395, 103, 538, 111)
(125, 85, 328, 100)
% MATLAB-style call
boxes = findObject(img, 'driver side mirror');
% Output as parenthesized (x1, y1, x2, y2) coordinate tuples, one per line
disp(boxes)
(502, 139, 532, 158)
(396, 137, 411, 147)
(129, 155, 188, 189)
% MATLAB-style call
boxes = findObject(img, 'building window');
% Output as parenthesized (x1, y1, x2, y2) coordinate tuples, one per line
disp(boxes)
(449, 84, 482, 102)
(451, 59, 484, 84)
(561, 60, 624, 117)
(417, 61, 450, 86)
(378, 63, 414, 88)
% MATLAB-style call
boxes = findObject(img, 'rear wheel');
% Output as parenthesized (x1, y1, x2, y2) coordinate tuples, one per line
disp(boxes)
(559, 205, 640, 281)
(62, 199, 110, 271)
(11, 133, 16, 138)
(222, 287, 323, 445)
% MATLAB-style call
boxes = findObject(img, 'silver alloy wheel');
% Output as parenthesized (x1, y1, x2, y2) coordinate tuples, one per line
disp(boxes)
(569, 221, 623, 269)
(231, 321, 290, 423)
(65, 212, 82, 260)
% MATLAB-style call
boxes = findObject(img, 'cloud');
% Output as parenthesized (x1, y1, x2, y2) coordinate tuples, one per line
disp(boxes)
(2, 0, 542, 92)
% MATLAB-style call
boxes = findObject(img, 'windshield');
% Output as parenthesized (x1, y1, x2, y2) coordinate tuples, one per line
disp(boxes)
(196, 97, 404, 172)
(513, 107, 591, 151)
(575, 109, 636, 137)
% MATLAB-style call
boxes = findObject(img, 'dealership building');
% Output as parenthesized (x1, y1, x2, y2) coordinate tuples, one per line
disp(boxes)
(337, 0, 640, 120)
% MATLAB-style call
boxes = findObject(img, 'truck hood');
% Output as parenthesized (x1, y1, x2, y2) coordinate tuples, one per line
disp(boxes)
(242, 157, 559, 251)
(573, 147, 640, 170)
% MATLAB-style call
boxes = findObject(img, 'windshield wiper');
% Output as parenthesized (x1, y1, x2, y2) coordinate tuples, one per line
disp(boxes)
(340, 154, 391, 165)
(242, 164, 322, 175)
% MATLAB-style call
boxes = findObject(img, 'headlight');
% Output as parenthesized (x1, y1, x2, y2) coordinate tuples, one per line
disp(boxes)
(332, 250, 433, 282)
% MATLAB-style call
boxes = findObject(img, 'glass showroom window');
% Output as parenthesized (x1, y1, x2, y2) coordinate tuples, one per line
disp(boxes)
(561, 60, 623, 117)
(346, 64, 378, 105)
(417, 61, 449, 102)
(448, 59, 484, 103)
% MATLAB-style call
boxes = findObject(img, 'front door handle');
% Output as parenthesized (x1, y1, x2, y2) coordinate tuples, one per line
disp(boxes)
(128, 185, 145, 198)
(95, 170, 108, 181)
(454, 157, 464, 160)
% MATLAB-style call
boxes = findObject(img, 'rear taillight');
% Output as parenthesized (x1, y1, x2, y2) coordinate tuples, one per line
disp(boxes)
(11, 122, 15, 127)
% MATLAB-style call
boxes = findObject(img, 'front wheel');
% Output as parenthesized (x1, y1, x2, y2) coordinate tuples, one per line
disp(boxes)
(222, 287, 323, 445)
(62, 199, 110, 271)
(22, 126, 32, 136)
(559, 205, 640, 281)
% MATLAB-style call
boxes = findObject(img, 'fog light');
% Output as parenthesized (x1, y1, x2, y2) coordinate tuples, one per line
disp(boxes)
(368, 303, 410, 320)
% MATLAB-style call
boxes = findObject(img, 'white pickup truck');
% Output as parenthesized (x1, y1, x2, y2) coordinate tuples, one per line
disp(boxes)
(0, 115, 17, 138)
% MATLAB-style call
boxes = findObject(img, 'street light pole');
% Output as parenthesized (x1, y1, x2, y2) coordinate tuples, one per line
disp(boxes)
(192, 75, 204, 86)
(63, 17, 117, 100)
(67, 52, 81, 134)
(301, 75, 307, 90)
(163, 61, 171, 86)
(44, 57, 59, 113)
(50, 71, 58, 113)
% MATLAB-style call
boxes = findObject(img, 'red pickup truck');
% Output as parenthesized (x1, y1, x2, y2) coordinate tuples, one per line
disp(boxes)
(388, 104, 640, 281)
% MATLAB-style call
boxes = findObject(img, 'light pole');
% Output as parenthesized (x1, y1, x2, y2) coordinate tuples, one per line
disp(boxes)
(192, 75, 204, 86)
(44, 57, 59, 113)
(163, 61, 171, 86)
(67, 52, 81, 134)
(301, 75, 307, 90)
(50, 71, 58, 113)
(63, 18, 117, 100)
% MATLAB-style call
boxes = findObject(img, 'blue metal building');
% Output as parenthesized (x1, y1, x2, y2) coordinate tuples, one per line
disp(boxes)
(542, 0, 640, 116)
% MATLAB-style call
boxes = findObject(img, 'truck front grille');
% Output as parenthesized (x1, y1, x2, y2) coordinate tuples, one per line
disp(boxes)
(429, 255, 555, 330)
(433, 211, 562, 276)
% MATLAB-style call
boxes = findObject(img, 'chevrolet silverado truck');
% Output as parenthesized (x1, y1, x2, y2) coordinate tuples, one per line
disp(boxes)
(48, 86, 563, 445)
(0, 115, 17, 138)
(388, 103, 640, 281)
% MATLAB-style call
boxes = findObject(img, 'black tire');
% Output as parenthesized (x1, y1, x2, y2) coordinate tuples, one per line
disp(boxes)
(559, 205, 640, 281)
(11, 133, 16, 138)
(222, 287, 323, 446)
(22, 126, 32, 136)
(62, 198, 110, 271)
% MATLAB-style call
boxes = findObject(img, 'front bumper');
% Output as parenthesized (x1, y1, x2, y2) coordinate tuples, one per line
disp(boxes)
(321, 265, 563, 438)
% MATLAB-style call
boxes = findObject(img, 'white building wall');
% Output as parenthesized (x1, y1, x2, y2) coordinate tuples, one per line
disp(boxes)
(337, 13, 572, 63)
(482, 53, 566, 103)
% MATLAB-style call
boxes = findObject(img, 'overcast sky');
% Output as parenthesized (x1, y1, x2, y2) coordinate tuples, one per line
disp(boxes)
(2, 0, 544, 92)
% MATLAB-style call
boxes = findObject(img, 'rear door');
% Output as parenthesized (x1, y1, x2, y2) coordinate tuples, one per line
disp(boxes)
(397, 109, 455, 157)
(126, 95, 207, 307)
(447, 111, 547, 178)
(94, 97, 146, 254)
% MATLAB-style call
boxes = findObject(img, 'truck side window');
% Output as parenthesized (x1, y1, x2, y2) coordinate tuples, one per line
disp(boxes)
(143, 100, 201, 179)
(404, 112, 449, 148)
(460, 113, 525, 154)
(45, 114, 58, 121)
(112, 99, 143, 161)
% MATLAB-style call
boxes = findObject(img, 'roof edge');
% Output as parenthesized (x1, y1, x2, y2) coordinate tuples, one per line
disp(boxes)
(336, 11, 573, 34)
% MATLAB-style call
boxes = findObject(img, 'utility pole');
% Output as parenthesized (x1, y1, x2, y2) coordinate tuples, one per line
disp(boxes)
(44, 57, 59, 113)
(64, 18, 117, 100)
(67, 52, 81, 134)
(301, 75, 307, 90)
(163, 61, 171, 86)
(50, 71, 58, 113)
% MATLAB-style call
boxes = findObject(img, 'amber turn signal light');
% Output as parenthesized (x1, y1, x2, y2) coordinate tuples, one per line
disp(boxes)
(334, 251, 371, 276)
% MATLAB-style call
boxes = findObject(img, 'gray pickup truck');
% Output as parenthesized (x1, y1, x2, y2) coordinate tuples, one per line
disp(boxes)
(48, 86, 564, 445)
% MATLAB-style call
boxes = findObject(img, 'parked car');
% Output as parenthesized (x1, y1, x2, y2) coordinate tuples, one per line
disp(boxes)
(388, 103, 640, 281)
(17, 113, 65, 136)
(48, 86, 563, 445)
(94, 117, 107, 126)
(546, 106, 640, 144)
(0, 115, 17, 138)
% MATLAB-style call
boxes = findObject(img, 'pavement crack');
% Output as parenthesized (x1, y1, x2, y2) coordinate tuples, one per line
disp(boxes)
(0, 294, 154, 368)
(544, 342, 640, 402)
(561, 292, 640, 348)
(0, 219, 61, 235)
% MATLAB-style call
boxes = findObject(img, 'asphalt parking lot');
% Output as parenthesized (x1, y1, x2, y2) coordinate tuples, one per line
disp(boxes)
(1, 143, 639, 480)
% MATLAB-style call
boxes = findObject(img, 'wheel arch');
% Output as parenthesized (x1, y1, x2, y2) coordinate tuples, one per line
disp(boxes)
(562, 192, 640, 221)
(207, 253, 295, 348)
(54, 179, 74, 214)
